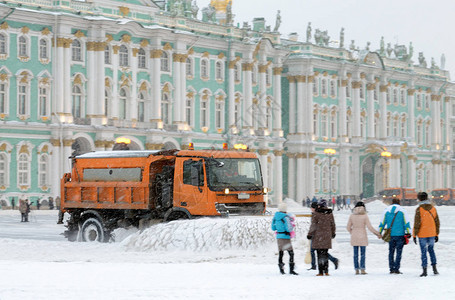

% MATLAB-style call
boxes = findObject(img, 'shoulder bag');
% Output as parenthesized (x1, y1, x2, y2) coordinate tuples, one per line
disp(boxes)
(382, 211, 398, 243)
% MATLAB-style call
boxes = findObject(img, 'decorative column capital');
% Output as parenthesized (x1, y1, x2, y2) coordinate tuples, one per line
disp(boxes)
(407, 89, 416, 96)
(273, 67, 283, 75)
(295, 75, 306, 83)
(379, 85, 388, 92)
(150, 49, 163, 58)
(287, 76, 296, 83)
(273, 150, 284, 156)
(341, 79, 348, 87)
(258, 149, 269, 156)
(352, 81, 361, 89)
(367, 83, 376, 90)
(62, 139, 74, 147)
(242, 62, 254, 71)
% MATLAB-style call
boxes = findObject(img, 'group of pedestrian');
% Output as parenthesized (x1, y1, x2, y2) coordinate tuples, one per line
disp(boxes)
(273, 191, 440, 277)
(304, 196, 352, 210)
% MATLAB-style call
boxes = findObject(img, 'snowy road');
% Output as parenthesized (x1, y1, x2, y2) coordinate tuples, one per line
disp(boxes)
(0, 201, 454, 299)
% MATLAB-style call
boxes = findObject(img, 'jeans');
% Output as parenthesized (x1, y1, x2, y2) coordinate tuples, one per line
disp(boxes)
(316, 249, 329, 274)
(310, 243, 337, 269)
(389, 236, 405, 272)
(419, 237, 437, 267)
(353, 246, 366, 270)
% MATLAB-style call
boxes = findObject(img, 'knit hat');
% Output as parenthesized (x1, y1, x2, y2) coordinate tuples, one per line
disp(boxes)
(311, 202, 318, 209)
(278, 202, 287, 212)
(354, 201, 365, 208)
(318, 199, 328, 208)
(417, 192, 428, 201)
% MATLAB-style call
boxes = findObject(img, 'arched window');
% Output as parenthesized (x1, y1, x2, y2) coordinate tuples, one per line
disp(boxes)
(401, 117, 406, 137)
(119, 88, 127, 119)
(424, 95, 430, 110)
(138, 48, 146, 68)
(200, 94, 209, 128)
(322, 164, 329, 191)
(416, 94, 422, 109)
(393, 89, 398, 105)
(266, 105, 272, 130)
(313, 110, 318, 136)
(0, 82, 8, 114)
(330, 112, 337, 139)
(400, 90, 406, 105)
(39, 86, 49, 117)
(0, 33, 7, 54)
(321, 111, 328, 138)
(104, 45, 111, 64)
(18, 36, 28, 57)
(313, 78, 319, 96)
(215, 61, 223, 81)
(39, 39, 48, 59)
(393, 117, 399, 137)
(417, 122, 423, 145)
(374, 86, 379, 101)
(71, 39, 82, 61)
(200, 59, 209, 78)
(186, 57, 193, 77)
(119, 45, 129, 67)
(138, 91, 146, 122)
(321, 79, 327, 95)
(38, 154, 49, 187)
(161, 92, 170, 125)
(417, 169, 424, 191)
(0, 153, 7, 186)
(331, 165, 338, 193)
(215, 96, 224, 129)
(72, 85, 82, 118)
(160, 51, 169, 72)
(104, 89, 109, 117)
(425, 123, 431, 147)
(234, 95, 241, 127)
(18, 153, 29, 186)
(185, 95, 193, 127)
(330, 80, 336, 97)
(359, 84, 364, 99)
(314, 165, 320, 191)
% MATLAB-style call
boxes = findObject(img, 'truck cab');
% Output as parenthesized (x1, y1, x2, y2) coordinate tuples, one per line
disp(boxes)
(379, 187, 417, 206)
(431, 188, 454, 205)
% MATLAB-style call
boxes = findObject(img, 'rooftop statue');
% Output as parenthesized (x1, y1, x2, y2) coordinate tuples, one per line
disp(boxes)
(431, 57, 438, 69)
(226, 1, 233, 25)
(394, 44, 407, 61)
(441, 54, 446, 70)
(349, 40, 356, 51)
(306, 22, 312, 43)
(339, 27, 344, 48)
(365, 41, 370, 51)
(406, 42, 413, 62)
(418, 52, 427, 68)
(386, 43, 392, 57)
(191, 0, 199, 18)
(379, 36, 385, 56)
(322, 30, 329, 46)
(273, 10, 281, 32)
(202, 4, 216, 22)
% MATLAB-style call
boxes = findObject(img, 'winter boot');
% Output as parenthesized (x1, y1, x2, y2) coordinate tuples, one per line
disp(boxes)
(278, 263, 285, 275)
(432, 265, 439, 275)
(420, 267, 427, 277)
(361, 269, 367, 275)
(355, 269, 360, 275)
(289, 263, 298, 275)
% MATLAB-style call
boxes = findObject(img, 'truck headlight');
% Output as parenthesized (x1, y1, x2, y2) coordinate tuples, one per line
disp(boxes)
(224, 188, 230, 194)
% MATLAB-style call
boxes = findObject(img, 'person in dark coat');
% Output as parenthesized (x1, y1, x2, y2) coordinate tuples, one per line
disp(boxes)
(11, 198, 15, 210)
(271, 202, 298, 275)
(307, 199, 336, 276)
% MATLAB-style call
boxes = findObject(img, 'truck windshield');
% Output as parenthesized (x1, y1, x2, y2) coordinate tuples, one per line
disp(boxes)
(381, 189, 401, 197)
(431, 190, 448, 197)
(206, 158, 263, 191)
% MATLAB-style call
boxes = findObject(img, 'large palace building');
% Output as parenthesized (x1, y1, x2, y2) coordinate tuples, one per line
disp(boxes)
(0, 0, 453, 207)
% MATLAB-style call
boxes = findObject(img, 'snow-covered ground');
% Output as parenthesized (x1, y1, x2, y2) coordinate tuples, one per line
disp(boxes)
(1, 200, 454, 299)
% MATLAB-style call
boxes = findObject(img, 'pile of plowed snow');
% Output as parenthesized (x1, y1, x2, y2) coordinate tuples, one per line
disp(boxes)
(121, 216, 310, 252)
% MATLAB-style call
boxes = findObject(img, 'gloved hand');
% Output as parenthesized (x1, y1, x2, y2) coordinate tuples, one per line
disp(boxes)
(307, 235, 312, 240)
(435, 236, 439, 243)
(332, 233, 336, 239)
(413, 237, 417, 245)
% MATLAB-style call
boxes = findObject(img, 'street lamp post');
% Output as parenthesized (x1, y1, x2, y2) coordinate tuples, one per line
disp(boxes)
(324, 148, 336, 202)
(381, 150, 391, 189)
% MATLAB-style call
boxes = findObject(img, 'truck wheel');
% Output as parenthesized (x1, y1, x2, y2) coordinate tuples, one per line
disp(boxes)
(81, 217, 106, 242)
(167, 211, 189, 221)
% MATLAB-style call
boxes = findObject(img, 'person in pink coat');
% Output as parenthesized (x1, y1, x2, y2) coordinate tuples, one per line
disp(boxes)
(346, 201, 382, 274)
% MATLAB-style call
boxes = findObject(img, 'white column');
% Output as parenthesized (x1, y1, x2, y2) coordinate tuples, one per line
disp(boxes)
(352, 149, 360, 196)
(258, 149, 268, 195)
(352, 81, 361, 140)
(63, 43, 72, 117)
(228, 60, 236, 130)
(172, 53, 181, 125)
(62, 139, 73, 174)
(308, 153, 315, 198)
(339, 147, 350, 196)
(111, 46, 120, 119)
(407, 89, 416, 141)
(55, 40, 65, 115)
(272, 67, 282, 136)
(408, 156, 416, 189)
(258, 63, 267, 130)
(296, 154, 304, 202)
(273, 150, 283, 204)
(379, 84, 388, 139)
(96, 43, 106, 120)
(306, 75, 314, 136)
(389, 154, 401, 188)
(296, 76, 305, 133)
(86, 42, 96, 117)
(51, 140, 61, 199)
(288, 76, 296, 134)
(367, 83, 375, 139)
(287, 154, 296, 200)
(180, 55, 187, 128)
(242, 62, 253, 130)
(339, 79, 347, 139)
(149, 49, 162, 126)
(431, 94, 440, 147)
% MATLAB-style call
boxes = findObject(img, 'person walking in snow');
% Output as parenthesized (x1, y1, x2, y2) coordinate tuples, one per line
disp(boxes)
(19, 199, 27, 222)
(346, 201, 382, 275)
(307, 199, 336, 276)
(308, 202, 339, 271)
(413, 192, 440, 277)
(346, 197, 351, 209)
(271, 202, 298, 275)
(378, 198, 411, 274)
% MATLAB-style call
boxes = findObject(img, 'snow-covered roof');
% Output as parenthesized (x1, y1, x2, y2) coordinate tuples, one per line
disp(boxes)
(76, 150, 159, 159)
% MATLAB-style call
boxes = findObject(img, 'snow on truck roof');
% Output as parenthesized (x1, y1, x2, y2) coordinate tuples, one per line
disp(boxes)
(76, 150, 258, 159)
(76, 151, 160, 159)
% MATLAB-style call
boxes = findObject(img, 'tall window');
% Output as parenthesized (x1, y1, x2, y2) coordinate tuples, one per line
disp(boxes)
(314, 165, 320, 191)
(215, 61, 223, 81)
(104, 89, 109, 117)
(266, 68, 271, 86)
(18, 153, 29, 186)
(200, 59, 209, 78)
(137, 92, 145, 122)
(393, 89, 398, 105)
(200, 97, 209, 128)
(416, 94, 422, 109)
(401, 118, 406, 137)
(18, 83, 27, 115)
(234, 99, 241, 127)
(393, 117, 398, 137)
(322, 165, 329, 191)
(119, 88, 127, 120)
(186, 58, 193, 77)
(71, 39, 82, 61)
(39, 87, 48, 117)
(313, 78, 319, 96)
(374, 87, 379, 101)
(0, 153, 7, 186)
(0, 83, 6, 114)
(313, 111, 318, 136)
(39, 39, 48, 60)
(104, 45, 111, 64)
(425, 123, 431, 147)
(160, 51, 169, 72)
(215, 101, 223, 129)
(72, 85, 82, 118)
(321, 112, 328, 138)
(119, 45, 129, 67)
(321, 79, 327, 95)
(417, 122, 423, 145)
(346, 114, 351, 138)
(0, 33, 7, 54)
(137, 48, 146, 69)
(330, 112, 336, 139)
(161, 92, 170, 125)
(234, 64, 240, 82)
(424, 94, 430, 110)
(185, 96, 193, 127)
(266, 106, 272, 130)
(359, 84, 364, 99)
(38, 155, 49, 187)
(330, 80, 336, 97)
(417, 169, 424, 191)
(18, 36, 27, 57)
(400, 90, 406, 105)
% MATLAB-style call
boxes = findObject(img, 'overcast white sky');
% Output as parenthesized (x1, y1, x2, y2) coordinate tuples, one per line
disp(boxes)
(198, 0, 455, 80)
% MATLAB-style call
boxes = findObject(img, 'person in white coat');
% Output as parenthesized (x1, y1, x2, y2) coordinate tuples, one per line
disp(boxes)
(346, 201, 382, 274)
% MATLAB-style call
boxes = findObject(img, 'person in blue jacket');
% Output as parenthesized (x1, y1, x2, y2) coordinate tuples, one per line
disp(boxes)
(271, 202, 298, 275)
(378, 198, 411, 274)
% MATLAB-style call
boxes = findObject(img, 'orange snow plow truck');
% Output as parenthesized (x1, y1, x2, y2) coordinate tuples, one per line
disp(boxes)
(60, 149, 267, 242)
